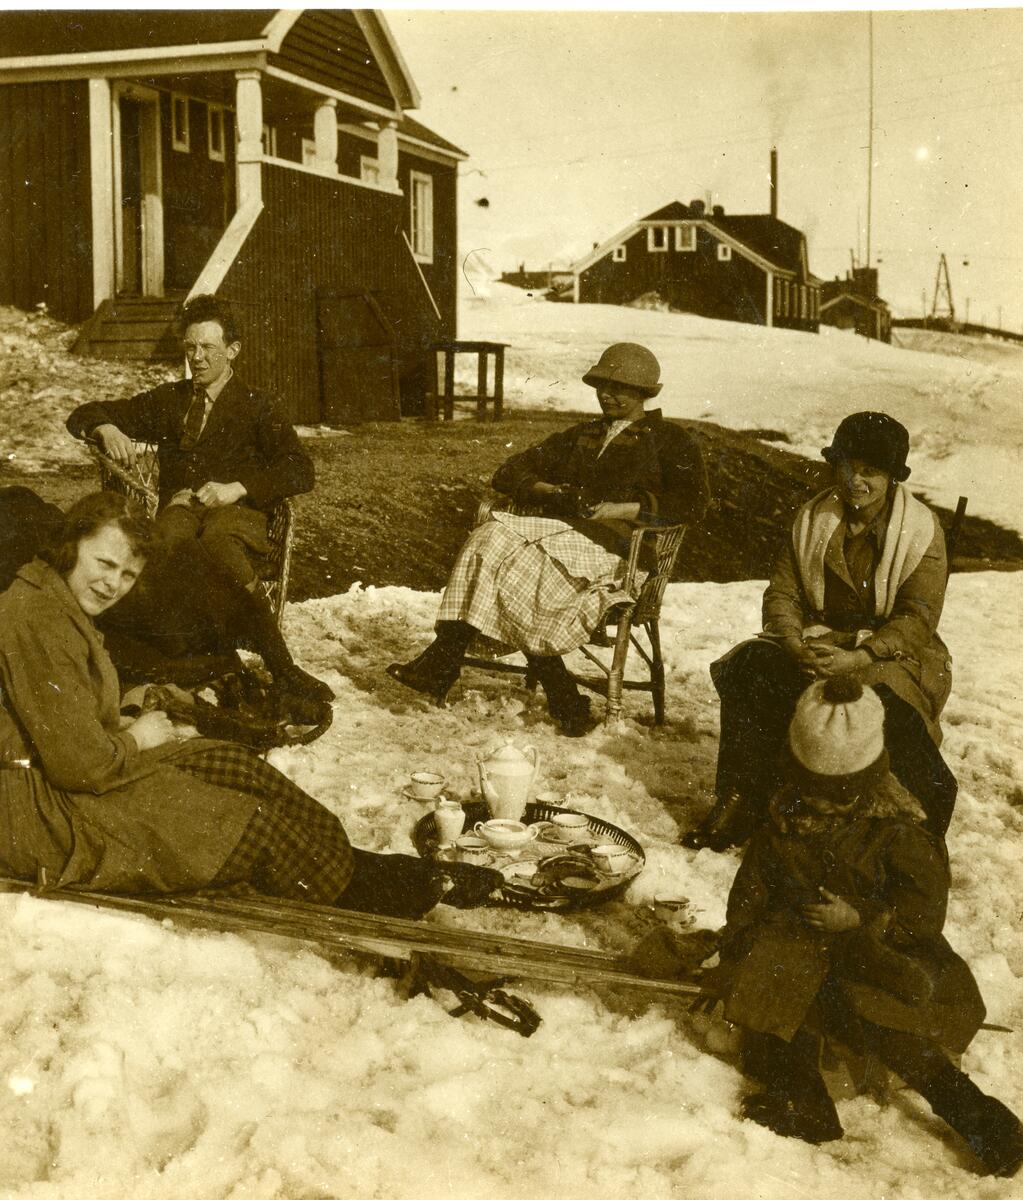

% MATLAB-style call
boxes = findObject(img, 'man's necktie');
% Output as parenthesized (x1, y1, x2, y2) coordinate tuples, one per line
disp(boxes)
(180, 388, 207, 450)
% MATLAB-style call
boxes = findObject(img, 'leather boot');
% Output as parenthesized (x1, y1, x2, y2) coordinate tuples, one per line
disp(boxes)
(919, 1062, 1023, 1177)
(681, 791, 760, 852)
(387, 621, 475, 705)
(526, 654, 597, 737)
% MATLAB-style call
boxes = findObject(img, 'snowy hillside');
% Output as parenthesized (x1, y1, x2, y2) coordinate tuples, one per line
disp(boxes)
(1, 293, 1021, 1199)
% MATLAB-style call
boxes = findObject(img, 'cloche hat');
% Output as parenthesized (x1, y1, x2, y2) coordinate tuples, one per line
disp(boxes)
(582, 343, 662, 398)
(821, 411, 911, 481)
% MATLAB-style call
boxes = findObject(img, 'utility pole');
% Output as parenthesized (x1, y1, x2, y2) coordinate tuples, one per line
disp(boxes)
(866, 12, 875, 268)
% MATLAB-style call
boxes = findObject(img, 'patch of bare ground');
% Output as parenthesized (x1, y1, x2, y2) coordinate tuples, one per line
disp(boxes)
(11, 412, 1019, 601)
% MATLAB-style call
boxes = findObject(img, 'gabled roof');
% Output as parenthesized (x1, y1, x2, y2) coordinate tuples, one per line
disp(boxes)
(0, 10, 420, 112)
(0, 11, 284, 56)
(573, 199, 812, 278)
(710, 215, 807, 275)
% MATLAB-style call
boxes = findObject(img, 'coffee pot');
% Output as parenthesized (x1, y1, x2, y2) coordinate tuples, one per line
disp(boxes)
(476, 741, 540, 821)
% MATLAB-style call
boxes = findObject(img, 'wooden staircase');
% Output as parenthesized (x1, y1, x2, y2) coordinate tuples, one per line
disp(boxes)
(73, 294, 187, 361)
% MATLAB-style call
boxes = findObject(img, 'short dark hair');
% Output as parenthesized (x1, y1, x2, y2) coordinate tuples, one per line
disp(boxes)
(41, 492, 155, 576)
(179, 294, 241, 345)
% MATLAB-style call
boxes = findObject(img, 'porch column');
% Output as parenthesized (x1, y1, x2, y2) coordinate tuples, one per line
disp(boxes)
(87, 77, 115, 308)
(235, 69, 263, 206)
(377, 120, 398, 187)
(313, 98, 338, 174)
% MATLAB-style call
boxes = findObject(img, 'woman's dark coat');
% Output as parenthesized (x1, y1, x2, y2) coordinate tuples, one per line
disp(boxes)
(718, 785, 985, 1054)
(492, 409, 709, 559)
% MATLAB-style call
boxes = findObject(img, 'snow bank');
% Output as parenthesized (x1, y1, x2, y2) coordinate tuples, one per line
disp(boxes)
(2, 572, 1021, 1199)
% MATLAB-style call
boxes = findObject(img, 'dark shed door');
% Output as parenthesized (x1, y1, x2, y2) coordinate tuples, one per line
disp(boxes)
(317, 290, 400, 424)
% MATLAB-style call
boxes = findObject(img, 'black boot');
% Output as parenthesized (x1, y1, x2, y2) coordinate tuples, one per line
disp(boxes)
(386, 621, 475, 705)
(739, 1031, 843, 1144)
(919, 1062, 1023, 1177)
(681, 791, 760, 852)
(526, 654, 597, 737)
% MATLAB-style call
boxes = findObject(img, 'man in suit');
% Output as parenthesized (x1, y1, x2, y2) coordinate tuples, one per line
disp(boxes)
(66, 294, 314, 589)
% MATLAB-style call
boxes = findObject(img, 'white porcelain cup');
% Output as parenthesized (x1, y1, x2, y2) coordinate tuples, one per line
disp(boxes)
(454, 835, 492, 865)
(591, 844, 634, 875)
(434, 799, 466, 845)
(551, 812, 590, 842)
(410, 770, 445, 799)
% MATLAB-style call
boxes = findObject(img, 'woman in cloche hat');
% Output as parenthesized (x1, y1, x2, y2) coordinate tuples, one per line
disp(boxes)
(386, 343, 708, 735)
(686, 410, 957, 850)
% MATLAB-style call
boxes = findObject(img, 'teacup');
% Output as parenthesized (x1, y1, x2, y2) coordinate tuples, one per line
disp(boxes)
(550, 812, 590, 843)
(410, 770, 445, 799)
(473, 819, 539, 852)
(454, 835, 492, 864)
(590, 844, 635, 875)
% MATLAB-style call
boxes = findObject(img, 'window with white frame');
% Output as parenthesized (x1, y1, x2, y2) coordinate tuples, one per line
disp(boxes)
(675, 225, 695, 252)
(171, 94, 189, 152)
(800, 287, 808, 319)
(207, 104, 225, 162)
(410, 171, 434, 262)
(301, 138, 317, 167)
(261, 124, 277, 158)
(716, 243, 732, 262)
(612, 245, 626, 262)
(647, 226, 669, 252)
(360, 155, 381, 184)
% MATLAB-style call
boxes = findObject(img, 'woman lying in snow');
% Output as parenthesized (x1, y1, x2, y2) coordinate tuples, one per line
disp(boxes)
(686, 410, 957, 850)
(0, 492, 499, 917)
(387, 342, 708, 735)
(642, 676, 1022, 1177)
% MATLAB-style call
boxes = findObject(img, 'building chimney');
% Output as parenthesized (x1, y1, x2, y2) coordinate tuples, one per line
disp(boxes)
(690, 198, 705, 217)
(770, 147, 778, 219)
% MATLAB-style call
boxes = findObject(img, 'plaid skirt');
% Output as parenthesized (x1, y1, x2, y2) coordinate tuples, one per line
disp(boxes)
(173, 742, 354, 903)
(436, 513, 637, 657)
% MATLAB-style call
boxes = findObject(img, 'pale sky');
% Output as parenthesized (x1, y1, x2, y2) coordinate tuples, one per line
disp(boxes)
(390, 6, 1023, 329)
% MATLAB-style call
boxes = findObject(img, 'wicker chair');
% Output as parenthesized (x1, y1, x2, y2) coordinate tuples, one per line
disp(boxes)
(460, 497, 687, 726)
(90, 443, 294, 625)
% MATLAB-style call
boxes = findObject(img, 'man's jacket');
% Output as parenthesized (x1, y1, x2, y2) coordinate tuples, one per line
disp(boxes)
(66, 376, 314, 512)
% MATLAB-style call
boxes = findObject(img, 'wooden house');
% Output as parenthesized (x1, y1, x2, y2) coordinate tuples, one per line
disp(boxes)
(0, 9, 467, 423)
(571, 198, 821, 333)
(820, 268, 892, 344)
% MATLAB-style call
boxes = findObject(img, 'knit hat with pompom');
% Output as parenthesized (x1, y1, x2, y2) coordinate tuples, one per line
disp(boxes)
(786, 675, 889, 800)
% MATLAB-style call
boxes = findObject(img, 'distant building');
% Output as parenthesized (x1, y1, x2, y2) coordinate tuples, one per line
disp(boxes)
(820, 268, 892, 343)
(500, 265, 574, 294)
(570, 196, 821, 333)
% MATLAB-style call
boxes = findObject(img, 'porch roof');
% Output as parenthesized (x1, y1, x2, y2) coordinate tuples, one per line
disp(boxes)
(0, 11, 282, 56)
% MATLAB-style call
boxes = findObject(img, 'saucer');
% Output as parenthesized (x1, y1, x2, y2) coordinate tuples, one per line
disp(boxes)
(402, 786, 445, 803)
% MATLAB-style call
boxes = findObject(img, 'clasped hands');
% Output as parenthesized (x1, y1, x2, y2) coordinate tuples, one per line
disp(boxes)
(531, 482, 640, 522)
(785, 637, 871, 679)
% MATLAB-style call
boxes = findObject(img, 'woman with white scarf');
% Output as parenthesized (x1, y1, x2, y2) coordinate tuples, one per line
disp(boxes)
(685, 411, 956, 851)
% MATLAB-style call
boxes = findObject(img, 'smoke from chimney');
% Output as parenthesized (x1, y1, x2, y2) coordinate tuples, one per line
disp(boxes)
(770, 147, 778, 219)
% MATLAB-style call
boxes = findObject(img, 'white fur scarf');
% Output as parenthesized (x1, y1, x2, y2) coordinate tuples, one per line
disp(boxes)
(792, 483, 937, 617)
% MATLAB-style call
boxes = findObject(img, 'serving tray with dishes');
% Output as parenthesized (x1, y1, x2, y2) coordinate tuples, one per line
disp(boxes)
(413, 799, 645, 911)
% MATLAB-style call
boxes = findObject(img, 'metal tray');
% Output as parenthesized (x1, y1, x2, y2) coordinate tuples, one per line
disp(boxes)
(414, 800, 644, 911)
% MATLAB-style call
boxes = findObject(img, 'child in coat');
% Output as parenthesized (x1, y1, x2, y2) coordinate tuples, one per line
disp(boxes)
(641, 675, 1023, 1176)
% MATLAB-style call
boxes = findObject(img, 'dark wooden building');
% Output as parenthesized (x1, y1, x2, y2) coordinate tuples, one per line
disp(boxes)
(572, 198, 821, 333)
(820, 267, 892, 344)
(0, 9, 466, 423)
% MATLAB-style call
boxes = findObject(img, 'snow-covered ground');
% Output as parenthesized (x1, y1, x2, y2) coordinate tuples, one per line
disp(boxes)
(1, 295, 1021, 1198)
